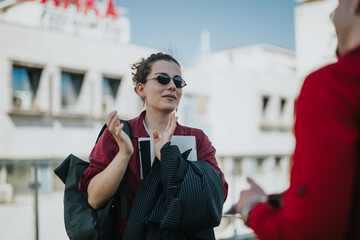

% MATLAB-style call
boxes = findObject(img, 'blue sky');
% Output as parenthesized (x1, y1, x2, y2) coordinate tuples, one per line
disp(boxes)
(0, 0, 300, 66)
(118, 0, 300, 66)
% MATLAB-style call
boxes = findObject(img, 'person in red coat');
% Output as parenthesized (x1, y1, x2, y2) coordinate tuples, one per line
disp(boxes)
(234, 0, 360, 239)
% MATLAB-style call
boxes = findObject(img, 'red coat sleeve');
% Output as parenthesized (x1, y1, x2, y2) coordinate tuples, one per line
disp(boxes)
(79, 128, 119, 193)
(195, 129, 229, 201)
(248, 67, 358, 239)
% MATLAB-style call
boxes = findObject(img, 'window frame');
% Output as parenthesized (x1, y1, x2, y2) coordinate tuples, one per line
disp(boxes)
(9, 61, 45, 115)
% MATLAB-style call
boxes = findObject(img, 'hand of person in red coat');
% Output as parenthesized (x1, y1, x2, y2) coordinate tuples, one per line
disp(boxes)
(235, 177, 266, 213)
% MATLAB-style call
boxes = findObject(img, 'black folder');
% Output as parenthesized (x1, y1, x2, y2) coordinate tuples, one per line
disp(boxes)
(139, 139, 151, 180)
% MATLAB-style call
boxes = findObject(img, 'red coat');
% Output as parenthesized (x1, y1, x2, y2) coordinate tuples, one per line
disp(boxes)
(249, 45, 360, 239)
(79, 111, 228, 238)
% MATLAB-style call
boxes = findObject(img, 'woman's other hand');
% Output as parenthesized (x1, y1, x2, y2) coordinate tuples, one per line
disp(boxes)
(153, 112, 178, 161)
(106, 110, 134, 157)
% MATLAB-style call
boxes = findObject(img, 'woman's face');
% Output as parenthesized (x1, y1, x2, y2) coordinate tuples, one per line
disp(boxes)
(140, 60, 183, 114)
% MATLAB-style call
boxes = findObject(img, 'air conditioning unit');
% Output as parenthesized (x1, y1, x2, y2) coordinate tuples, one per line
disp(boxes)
(0, 184, 13, 203)
(13, 91, 32, 110)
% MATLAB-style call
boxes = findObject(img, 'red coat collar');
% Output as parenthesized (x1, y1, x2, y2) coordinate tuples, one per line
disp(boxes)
(338, 44, 360, 59)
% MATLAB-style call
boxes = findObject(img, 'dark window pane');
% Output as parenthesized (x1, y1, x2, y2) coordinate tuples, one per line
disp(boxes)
(280, 98, 287, 114)
(12, 65, 42, 109)
(61, 71, 84, 107)
(262, 96, 270, 113)
(102, 77, 121, 99)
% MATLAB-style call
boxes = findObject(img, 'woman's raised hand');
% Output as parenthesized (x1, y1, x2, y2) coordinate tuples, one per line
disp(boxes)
(153, 112, 178, 161)
(106, 111, 134, 157)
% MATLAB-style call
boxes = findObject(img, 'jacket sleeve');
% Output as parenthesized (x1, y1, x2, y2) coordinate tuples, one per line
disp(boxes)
(79, 129, 119, 193)
(159, 142, 224, 231)
(248, 68, 358, 239)
(195, 129, 228, 201)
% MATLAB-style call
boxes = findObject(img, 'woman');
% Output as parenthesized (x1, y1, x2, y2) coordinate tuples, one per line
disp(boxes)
(80, 52, 228, 239)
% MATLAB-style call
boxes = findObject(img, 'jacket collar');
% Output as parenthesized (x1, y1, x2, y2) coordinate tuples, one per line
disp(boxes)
(338, 44, 360, 59)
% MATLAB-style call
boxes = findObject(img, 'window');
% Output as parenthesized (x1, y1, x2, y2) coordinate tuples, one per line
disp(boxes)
(12, 65, 42, 110)
(275, 157, 281, 168)
(262, 95, 270, 114)
(38, 163, 52, 195)
(233, 158, 242, 175)
(61, 71, 84, 108)
(102, 76, 121, 112)
(183, 94, 208, 121)
(260, 95, 275, 131)
(280, 98, 287, 115)
(6, 163, 33, 197)
(102, 77, 121, 99)
(257, 158, 265, 168)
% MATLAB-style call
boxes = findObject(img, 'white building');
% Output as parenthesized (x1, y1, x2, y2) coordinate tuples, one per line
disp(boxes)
(188, 44, 297, 238)
(0, 0, 154, 161)
(210, 0, 338, 237)
(295, 0, 338, 85)
(0, 1, 156, 239)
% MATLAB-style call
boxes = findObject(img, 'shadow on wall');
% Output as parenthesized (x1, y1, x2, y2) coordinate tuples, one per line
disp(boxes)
(8, 114, 95, 128)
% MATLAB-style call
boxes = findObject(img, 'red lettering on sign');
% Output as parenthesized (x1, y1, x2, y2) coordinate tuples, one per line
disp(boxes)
(84, 0, 99, 15)
(41, 0, 60, 7)
(22, 0, 119, 18)
(105, 0, 117, 18)
(63, 0, 80, 11)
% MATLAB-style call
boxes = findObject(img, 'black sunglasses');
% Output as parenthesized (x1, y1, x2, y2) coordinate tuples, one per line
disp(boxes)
(148, 74, 187, 88)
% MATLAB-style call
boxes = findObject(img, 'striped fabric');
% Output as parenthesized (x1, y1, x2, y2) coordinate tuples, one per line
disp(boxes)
(123, 143, 224, 240)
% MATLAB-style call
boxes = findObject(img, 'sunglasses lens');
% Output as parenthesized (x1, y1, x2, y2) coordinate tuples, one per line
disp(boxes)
(157, 75, 171, 85)
(173, 77, 186, 88)
(154, 75, 186, 88)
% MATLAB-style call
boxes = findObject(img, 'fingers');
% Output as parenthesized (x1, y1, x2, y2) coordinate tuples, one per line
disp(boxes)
(165, 112, 175, 131)
(153, 130, 161, 161)
(246, 177, 261, 190)
(246, 176, 266, 195)
(107, 110, 119, 130)
(246, 177, 258, 187)
(168, 113, 178, 133)
(153, 131, 160, 143)
(162, 113, 177, 143)
(106, 110, 117, 127)
(106, 110, 125, 142)
(115, 122, 124, 137)
(111, 112, 119, 126)
(109, 113, 119, 132)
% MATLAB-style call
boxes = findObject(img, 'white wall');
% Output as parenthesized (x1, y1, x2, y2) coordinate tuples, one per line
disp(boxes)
(0, 19, 156, 160)
(189, 45, 297, 157)
(295, 0, 337, 84)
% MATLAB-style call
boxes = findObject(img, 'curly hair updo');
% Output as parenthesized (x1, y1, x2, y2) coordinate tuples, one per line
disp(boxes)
(131, 52, 181, 95)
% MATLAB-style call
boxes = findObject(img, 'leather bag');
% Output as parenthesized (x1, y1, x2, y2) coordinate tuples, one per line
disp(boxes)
(54, 120, 131, 240)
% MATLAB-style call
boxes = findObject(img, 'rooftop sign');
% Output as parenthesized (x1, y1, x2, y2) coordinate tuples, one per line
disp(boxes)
(23, 0, 118, 18)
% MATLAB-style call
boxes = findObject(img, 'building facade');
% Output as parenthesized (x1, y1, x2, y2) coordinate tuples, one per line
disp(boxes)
(0, 1, 156, 239)
(188, 45, 297, 238)
(295, 0, 338, 85)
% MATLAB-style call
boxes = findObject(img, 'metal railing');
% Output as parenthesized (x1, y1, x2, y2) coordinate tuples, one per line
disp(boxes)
(0, 159, 63, 240)
(0, 154, 290, 240)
